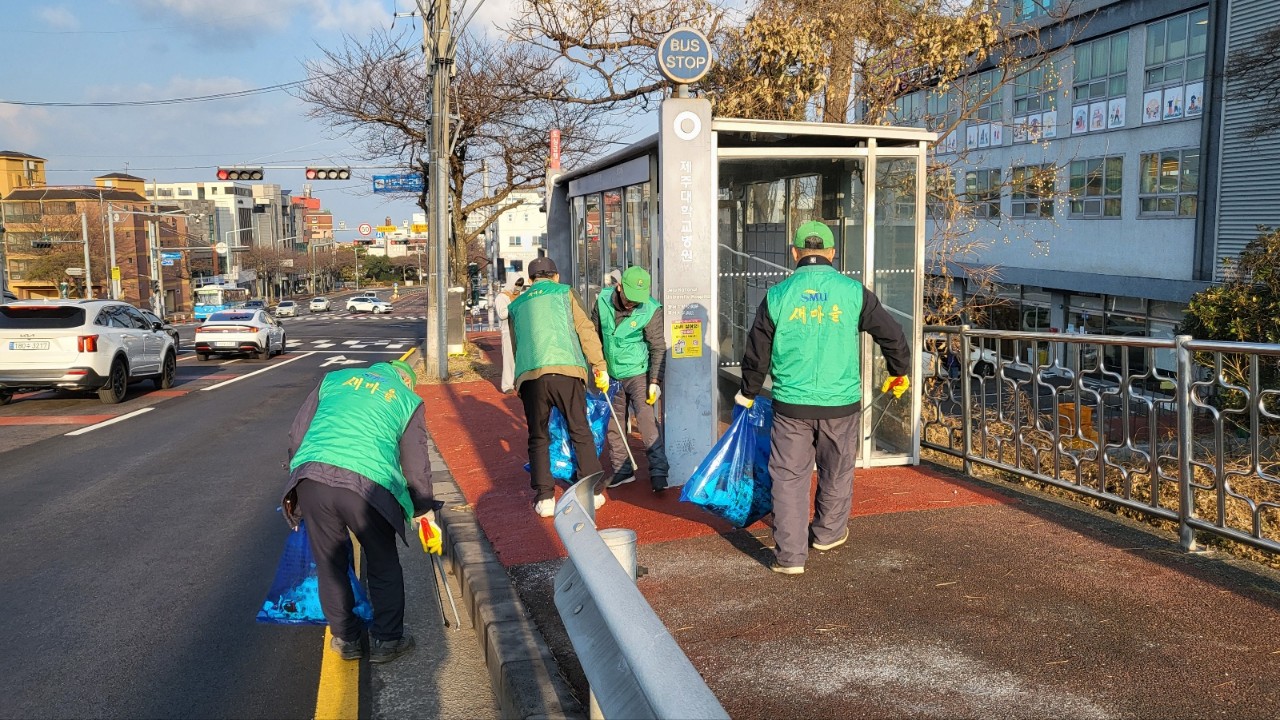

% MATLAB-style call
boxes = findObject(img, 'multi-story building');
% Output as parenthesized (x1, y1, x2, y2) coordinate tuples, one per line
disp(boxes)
(1, 171, 192, 312)
(490, 190, 547, 280)
(891, 0, 1278, 357)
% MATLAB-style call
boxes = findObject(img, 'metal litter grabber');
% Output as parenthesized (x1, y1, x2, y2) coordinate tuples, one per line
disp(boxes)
(418, 515, 461, 630)
(603, 385, 638, 477)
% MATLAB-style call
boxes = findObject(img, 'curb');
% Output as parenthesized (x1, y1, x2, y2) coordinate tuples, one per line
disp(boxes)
(427, 435, 586, 720)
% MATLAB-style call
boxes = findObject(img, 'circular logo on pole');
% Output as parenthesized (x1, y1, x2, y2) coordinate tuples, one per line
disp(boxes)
(673, 111, 702, 141)
(657, 27, 713, 84)
(358, 223, 372, 237)
(214, 242, 228, 254)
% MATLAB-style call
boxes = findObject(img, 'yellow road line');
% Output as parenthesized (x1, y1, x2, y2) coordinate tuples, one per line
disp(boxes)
(397, 346, 417, 362)
(314, 535, 363, 720)
(314, 627, 360, 720)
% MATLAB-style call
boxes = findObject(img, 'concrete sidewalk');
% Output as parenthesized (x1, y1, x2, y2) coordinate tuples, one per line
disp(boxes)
(420, 332, 1280, 719)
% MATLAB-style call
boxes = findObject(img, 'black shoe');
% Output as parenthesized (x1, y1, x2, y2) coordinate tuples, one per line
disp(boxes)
(330, 635, 363, 661)
(608, 471, 636, 488)
(370, 633, 416, 664)
(650, 475, 668, 492)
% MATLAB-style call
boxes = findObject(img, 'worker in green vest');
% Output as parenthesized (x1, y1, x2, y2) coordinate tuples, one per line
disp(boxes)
(737, 221, 912, 575)
(592, 265, 669, 492)
(508, 256, 611, 517)
(281, 359, 437, 664)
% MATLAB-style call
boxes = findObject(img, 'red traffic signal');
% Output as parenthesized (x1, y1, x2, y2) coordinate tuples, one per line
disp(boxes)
(216, 167, 264, 181)
(305, 167, 351, 180)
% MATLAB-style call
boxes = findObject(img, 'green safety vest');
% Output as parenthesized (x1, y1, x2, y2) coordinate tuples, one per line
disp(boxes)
(290, 363, 423, 521)
(765, 265, 865, 406)
(508, 281, 586, 379)
(596, 286, 660, 379)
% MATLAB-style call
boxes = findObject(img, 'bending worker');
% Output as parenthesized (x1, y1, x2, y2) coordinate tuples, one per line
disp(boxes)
(494, 276, 525, 394)
(507, 256, 611, 517)
(592, 265, 669, 492)
(282, 359, 436, 663)
(737, 221, 911, 575)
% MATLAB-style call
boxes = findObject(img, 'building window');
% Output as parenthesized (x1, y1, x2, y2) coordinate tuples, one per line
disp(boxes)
(535, 234, 546, 248)
(964, 169, 1002, 219)
(509, 235, 523, 247)
(1142, 9, 1209, 123)
(893, 92, 924, 126)
(179, 188, 192, 197)
(1014, 65, 1057, 117)
(1071, 33, 1129, 134)
(1068, 156, 1123, 218)
(157, 188, 174, 197)
(971, 70, 1003, 123)
(1011, 164, 1055, 218)
(1139, 149, 1199, 217)
(1015, 0, 1053, 20)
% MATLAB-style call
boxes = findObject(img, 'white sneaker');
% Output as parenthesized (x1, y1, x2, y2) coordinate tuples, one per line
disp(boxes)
(593, 493, 607, 510)
(534, 499, 555, 517)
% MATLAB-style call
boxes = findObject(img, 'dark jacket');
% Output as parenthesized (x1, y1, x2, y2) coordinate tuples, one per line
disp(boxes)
(280, 385, 435, 543)
(740, 255, 912, 419)
(590, 287, 667, 384)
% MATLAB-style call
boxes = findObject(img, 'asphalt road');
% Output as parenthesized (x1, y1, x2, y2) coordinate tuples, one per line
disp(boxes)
(0, 292, 437, 719)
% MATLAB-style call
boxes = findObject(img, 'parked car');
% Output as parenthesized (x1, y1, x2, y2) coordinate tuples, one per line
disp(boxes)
(0, 299, 177, 405)
(194, 309, 286, 361)
(139, 309, 181, 350)
(309, 297, 331, 312)
(345, 294, 375, 311)
(348, 297, 393, 314)
(275, 300, 298, 317)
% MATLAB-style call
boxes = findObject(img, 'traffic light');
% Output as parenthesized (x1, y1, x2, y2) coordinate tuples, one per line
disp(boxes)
(305, 167, 351, 180)
(216, 167, 263, 181)
(467, 262, 480, 306)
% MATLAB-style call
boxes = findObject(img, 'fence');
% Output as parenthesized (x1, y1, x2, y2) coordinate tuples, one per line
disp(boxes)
(552, 475, 729, 720)
(921, 326, 1280, 554)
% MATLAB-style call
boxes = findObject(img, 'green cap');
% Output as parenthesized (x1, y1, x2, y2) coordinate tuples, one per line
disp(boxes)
(389, 359, 416, 387)
(620, 266, 652, 304)
(794, 220, 835, 249)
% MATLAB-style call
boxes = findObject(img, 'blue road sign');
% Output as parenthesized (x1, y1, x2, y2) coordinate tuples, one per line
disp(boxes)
(657, 27, 713, 84)
(372, 174, 425, 194)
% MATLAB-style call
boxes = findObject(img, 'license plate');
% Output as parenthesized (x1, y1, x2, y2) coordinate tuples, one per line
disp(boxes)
(9, 341, 50, 350)
(215, 341, 236, 347)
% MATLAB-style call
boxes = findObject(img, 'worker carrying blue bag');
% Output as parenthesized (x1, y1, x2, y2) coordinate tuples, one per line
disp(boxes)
(523, 385, 614, 481)
(680, 397, 774, 528)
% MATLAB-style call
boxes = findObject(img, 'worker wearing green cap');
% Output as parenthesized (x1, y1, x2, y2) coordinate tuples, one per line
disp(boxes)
(592, 265, 670, 491)
(738, 220, 912, 575)
(280, 358, 437, 664)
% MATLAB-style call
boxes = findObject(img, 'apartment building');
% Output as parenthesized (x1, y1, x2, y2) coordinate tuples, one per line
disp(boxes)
(490, 190, 548, 280)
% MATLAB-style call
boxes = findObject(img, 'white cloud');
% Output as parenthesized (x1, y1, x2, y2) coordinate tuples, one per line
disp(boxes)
(134, 0, 295, 32)
(306, 0, 390, 34)
(35, 6, 81, 31)
(0, 105, 52, 149)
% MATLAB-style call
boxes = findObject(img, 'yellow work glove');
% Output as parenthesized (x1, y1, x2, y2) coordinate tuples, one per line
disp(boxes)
(734, 391, 754, 409)
(881, 375, 910, 399)
(647, 383, 661, 405)
(416, 513, 442, 555)
(594, 370, 611, 392)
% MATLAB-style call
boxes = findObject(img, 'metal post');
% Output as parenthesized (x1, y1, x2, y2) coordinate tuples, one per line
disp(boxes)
(1176, 334, 1197, 551)
(960, 326, 973, 476)
(153, 221, 167, 317)
(483, 159, 496, 330)
(106, 203, 119, 299)
(591, 527, 639, 718)
(0, 223, 7, 296)
(81, 213, 94, 300)
(427, 0, 452, 381)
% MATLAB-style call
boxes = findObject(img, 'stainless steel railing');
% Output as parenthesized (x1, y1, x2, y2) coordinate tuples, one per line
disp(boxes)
(552, 475, 729, 720)
(922, 326, 1280, 554)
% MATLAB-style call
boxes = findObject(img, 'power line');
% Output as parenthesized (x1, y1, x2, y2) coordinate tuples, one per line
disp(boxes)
(0, 79, 309, 108)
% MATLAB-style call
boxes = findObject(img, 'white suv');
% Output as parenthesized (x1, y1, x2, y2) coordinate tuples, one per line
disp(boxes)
(346, 294, 375, 311)
(0, 300, 178, 405)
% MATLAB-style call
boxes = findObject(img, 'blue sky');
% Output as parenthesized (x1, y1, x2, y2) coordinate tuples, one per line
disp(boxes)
(0, 0, 529, 232)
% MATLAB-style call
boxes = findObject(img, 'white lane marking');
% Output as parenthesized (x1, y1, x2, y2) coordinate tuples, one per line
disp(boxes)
(386, 343, 405, 349)
(320, 355, 367, 367)
(65, 407, 155, 436)
(200, 351, 316, 392)
(222, 359, 242, 365)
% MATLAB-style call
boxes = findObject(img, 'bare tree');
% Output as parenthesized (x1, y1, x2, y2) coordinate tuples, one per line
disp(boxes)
(299, 29, 619, 284)
(1226, 23, 1280, 138)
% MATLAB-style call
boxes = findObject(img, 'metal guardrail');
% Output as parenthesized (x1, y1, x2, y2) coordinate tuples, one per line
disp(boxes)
(922, 325, 1280, 554)
(552, 474, 729, 720)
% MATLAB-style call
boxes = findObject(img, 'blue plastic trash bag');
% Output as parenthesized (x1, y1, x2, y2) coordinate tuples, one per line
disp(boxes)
(257, 519, 374, 625)
(680, 397, 774, 528)
(525, 385, 615, 481)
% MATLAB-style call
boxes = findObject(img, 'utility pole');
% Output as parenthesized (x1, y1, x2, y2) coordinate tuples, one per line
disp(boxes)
(425, 0, 451, 381)
(106, 203, 119, 299)
(483, 159, 497, 329)
(81, 213, 94, 299)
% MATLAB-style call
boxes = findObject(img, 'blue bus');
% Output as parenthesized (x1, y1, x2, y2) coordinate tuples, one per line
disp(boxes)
(194, 285, 250, 320)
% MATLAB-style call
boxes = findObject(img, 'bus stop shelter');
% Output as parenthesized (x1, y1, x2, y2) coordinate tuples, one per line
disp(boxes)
(546, 96, 935, 484)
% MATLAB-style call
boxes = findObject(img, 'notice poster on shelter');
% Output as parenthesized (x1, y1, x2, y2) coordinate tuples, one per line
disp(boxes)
(671, 321, 703, 359)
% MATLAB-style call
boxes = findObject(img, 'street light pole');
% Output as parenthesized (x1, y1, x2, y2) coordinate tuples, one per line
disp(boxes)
(106, 203, 119, 299)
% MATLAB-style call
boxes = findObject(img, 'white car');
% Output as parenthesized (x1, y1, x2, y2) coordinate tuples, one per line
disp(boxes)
(345, 294, 375, 311)
(0, 299, 178, 405)
(309, 297, 331, 312)
(194, 309, 286, 361)
(348, 297, 393, 314)
(275, 300, 298, 317)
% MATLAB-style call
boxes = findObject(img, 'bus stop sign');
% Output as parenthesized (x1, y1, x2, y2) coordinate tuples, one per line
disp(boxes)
(657, 27, 712, 84)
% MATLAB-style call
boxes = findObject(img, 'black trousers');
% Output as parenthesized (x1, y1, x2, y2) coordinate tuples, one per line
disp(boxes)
(295, 480, 404, 642)
(520, 373, 602, 501)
